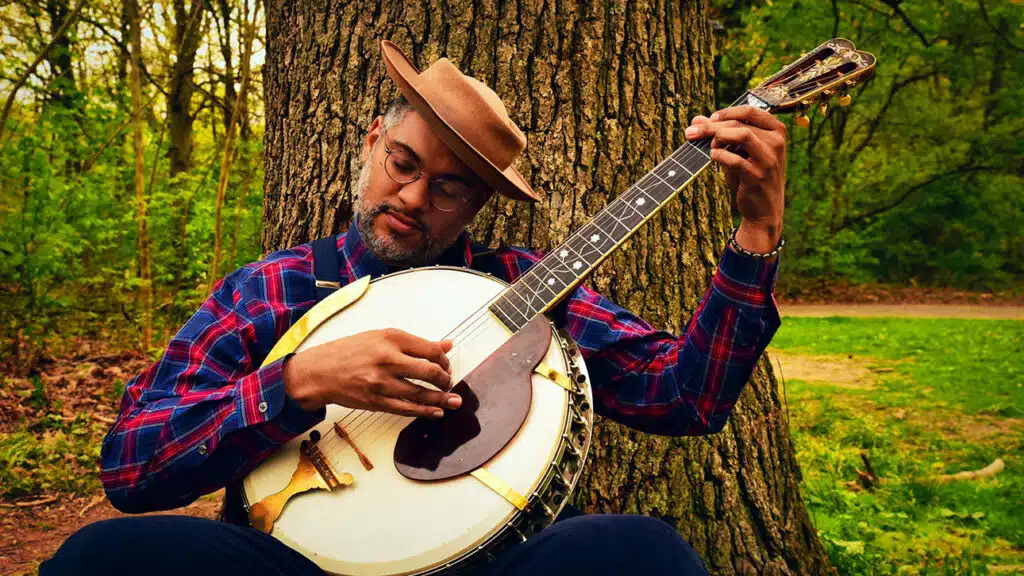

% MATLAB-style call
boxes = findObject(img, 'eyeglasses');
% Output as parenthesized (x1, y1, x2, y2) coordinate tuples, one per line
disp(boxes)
(381, 127, 476, 212)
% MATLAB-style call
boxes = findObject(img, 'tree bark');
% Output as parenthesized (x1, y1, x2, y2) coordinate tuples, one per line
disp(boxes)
(167, 0, 206, 177)
(128, 0, 152, 352)
(262, 2, 830, 573)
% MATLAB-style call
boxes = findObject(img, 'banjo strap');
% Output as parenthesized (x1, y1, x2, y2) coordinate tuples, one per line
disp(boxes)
(311, 235, 342, 300)
(221, 234, 342, 526)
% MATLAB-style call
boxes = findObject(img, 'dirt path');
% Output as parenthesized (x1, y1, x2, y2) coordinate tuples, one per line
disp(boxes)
(779, 304, 1024, 320)
(0, 492, 221, 575)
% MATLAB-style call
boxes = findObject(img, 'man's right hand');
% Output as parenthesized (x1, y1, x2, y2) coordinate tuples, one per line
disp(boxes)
(282, 328, 461, 418)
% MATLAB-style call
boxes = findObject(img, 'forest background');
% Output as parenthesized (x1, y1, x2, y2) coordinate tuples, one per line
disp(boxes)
(1, 0, 1020, 370)
(0, 0, 1021, 574)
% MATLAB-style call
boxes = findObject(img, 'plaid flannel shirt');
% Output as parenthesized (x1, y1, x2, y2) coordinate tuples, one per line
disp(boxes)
(100, 222, 780, 512)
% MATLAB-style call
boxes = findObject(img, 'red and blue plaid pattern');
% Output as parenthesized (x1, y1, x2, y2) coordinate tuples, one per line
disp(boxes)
(100, 223, 780, 512)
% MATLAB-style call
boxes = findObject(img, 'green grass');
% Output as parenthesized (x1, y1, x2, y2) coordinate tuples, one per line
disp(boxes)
(0, 426, 103, 499)
(772, 317, 1024, 575)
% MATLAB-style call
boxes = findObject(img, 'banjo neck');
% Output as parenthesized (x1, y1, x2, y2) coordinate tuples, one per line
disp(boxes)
(488, 92, 771, 333)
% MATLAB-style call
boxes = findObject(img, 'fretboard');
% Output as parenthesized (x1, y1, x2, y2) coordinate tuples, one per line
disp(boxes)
(489, 92, 770, 333)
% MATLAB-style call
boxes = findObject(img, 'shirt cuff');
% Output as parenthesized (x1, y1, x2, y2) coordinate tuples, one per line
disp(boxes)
(235, 354, 326, 435)
(712, 246, 780, 308)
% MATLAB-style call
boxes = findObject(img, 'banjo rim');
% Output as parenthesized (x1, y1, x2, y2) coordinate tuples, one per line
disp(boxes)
(241, 266, 594, 575)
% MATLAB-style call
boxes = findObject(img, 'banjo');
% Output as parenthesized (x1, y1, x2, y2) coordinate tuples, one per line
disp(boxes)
(241, 39, 875, 575)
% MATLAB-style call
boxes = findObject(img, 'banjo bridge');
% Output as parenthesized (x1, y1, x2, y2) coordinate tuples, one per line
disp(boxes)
(307, 443, 349, 489)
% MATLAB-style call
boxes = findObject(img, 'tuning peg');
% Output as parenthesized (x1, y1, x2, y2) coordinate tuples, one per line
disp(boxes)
(818, 101, 828, 115)
(839, 93, 852, 107)
(794, 102, 811, 127)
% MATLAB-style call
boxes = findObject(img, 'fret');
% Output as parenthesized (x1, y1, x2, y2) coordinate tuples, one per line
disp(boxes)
(635, 172, 675, 203)
(604, 194, 647, 230)
(619, 186, 658, 219)
(684, 138, 712, 160)
(495, 298, 529, 326)
(675, 141, 712, 177)
(537, 252, 585, 288)
(501, 285, 536, 319)
(515, 273, 554, 312)
(550, 238, 588, 267)
(650, 159, 691, 193)
(492, 116, 728, 321)
(667, 143, 711, 181)
(591, 211, 633, 245)
(577, 221, 618, 257)
(489, 305, 520, 333)
(562, 233, 603, 272)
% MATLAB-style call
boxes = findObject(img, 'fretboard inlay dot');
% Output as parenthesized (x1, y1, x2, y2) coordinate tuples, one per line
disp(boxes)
(559, 249, 568, 258)
(590, 234, 600, 242)
(636, 198, 646, 206)
(547, 278, 555, 286)
(573, 261, 582, 270)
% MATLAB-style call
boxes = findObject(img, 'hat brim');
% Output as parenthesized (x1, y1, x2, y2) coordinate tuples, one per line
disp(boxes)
(380, 40, 541, 203)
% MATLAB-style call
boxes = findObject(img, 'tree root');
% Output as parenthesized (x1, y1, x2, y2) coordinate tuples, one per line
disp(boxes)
(935, 458, 1005, 483)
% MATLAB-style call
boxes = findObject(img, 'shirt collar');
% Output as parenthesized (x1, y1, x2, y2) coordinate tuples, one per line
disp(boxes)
(341, 216, 473, 281)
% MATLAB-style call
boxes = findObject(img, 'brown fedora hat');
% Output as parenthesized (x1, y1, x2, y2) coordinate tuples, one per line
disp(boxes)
(380, 40, 541, 203)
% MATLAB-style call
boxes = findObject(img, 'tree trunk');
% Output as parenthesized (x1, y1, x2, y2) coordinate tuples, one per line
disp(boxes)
(214, 0, 238, 136)
(209, 0, 259, 291)
(44, 0, 78, 110)
(262, 2, 830, 573)
(128, 0, 152, 352)
(168, 0, 206, 295)
(167, 0, 206, 177)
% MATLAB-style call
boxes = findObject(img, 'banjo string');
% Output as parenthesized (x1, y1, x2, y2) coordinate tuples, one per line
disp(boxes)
(316, 126, 720, 466)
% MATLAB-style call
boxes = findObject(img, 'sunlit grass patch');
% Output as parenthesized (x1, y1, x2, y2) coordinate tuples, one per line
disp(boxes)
(772, 317, 1023, 575)
(0, 429, 102, 499)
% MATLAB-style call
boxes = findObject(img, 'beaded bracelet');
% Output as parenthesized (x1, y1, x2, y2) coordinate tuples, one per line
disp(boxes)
(728, 226, 785, 260)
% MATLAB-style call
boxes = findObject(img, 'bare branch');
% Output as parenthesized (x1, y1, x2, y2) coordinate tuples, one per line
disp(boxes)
(977, 0, 1023, 53)
(0, 0, 89, 143)
(848, 69, 938, 165)
(78, 15, 169, 97)
(880, 0, 932, 46)
(833, 164, 997, 233)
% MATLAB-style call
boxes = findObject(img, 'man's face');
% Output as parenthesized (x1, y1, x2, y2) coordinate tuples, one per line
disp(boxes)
(354, 110, 493, 268)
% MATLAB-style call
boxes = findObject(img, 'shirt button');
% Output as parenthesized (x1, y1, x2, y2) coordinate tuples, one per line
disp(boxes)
(258, 401, 269, 414)
(197, 443, 208, 456)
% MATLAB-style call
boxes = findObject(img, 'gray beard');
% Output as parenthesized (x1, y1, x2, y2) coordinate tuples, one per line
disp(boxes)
(352, 157, 453, 268)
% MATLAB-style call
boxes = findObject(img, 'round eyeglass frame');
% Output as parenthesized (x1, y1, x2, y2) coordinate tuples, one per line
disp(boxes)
(381, 127, 475, 212)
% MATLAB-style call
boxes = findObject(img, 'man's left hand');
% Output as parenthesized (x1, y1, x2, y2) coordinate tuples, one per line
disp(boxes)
(685, 106, 787, 254)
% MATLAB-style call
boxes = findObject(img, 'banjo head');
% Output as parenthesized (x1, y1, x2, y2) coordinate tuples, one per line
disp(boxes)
(242, 267, 593, 575)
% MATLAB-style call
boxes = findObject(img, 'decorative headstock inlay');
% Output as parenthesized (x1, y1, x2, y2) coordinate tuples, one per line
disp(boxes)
(750, 38, 876, 116)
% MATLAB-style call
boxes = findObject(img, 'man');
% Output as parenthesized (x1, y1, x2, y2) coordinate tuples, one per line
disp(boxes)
(44, 40, 786, 575)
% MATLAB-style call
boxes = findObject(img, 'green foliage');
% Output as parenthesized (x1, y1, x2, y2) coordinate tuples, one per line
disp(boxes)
(713, 0, 1024, 289)
(0, 4, 266, 373)
(772, 317, 1023, 574)
(0, 428, 101, 499)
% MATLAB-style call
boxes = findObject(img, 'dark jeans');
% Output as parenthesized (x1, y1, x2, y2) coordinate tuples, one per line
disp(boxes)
(41, 505, 708, 575)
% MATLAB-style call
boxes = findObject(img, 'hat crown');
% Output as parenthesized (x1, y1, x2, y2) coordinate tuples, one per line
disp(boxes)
(380, 40, 540, 202)
(415, 59, 526, 170)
